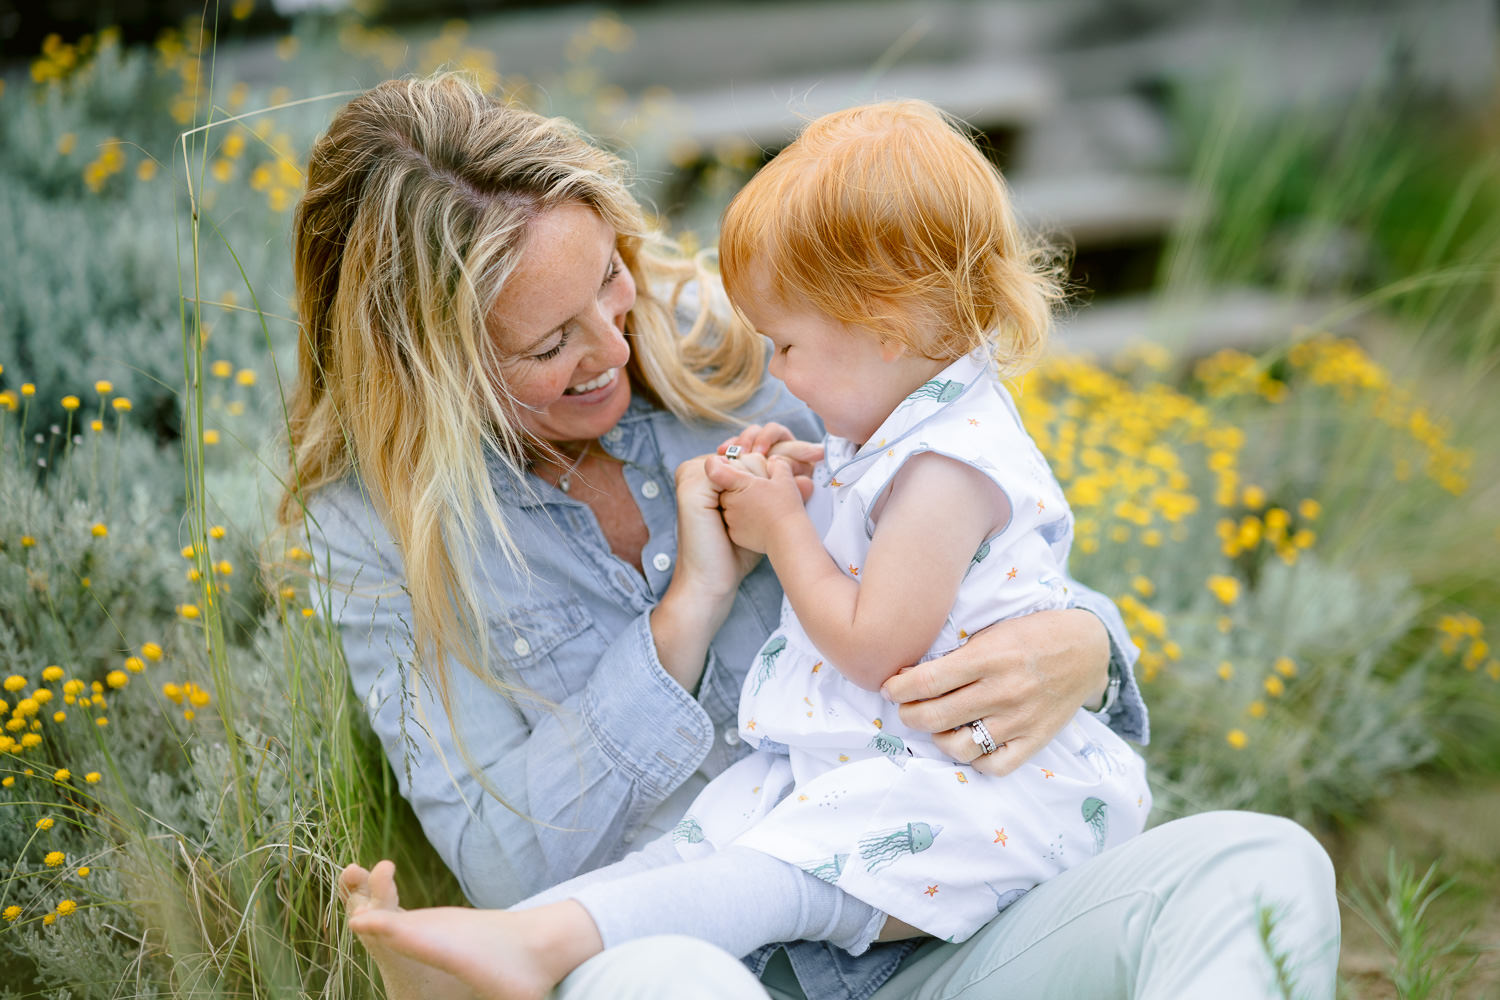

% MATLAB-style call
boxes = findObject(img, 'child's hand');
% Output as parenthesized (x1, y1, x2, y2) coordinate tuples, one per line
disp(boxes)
(718, 422, 824, 479)
(704, 452, 808, 554)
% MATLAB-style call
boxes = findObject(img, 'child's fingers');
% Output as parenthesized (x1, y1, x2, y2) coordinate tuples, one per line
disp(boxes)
(767, 439, 825, 473)
(746, 422, 794, 455)
(704, 452, 765, 490)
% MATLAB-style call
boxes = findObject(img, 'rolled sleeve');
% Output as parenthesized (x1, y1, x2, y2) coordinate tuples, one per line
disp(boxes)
(1066, 578, 1150, 744)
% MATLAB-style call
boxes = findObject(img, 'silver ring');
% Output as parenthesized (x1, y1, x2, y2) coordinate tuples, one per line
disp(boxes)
(724, 445, 743, 461)
(968, 719, 1001, 755)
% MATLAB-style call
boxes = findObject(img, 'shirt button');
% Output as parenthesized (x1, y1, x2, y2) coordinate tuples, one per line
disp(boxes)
(512, 637, 531, 656)
(641, 480, 661, 499)
(604, 427, 623, 443)
(652, 552, 671, 572)
(723, 729, 741, 747)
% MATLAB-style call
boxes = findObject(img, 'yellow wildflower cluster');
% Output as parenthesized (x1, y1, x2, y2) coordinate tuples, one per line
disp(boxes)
(1194, 350, 1288, 403)
(161, 681, 212, 722)
(1014, 358, 1224, 555)
(1289, 337, 1472, 494)
(1438, 614, 1497, 679)
(0, 650, 152, 762)
(1116, 591, 1178, 682)
(417, 20, 501, 92)
(1216, 494, 1321, 563)
(30, 28, 120, 85)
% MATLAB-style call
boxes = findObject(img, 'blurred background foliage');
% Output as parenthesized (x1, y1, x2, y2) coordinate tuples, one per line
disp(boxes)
(0, 0, 1497, 995)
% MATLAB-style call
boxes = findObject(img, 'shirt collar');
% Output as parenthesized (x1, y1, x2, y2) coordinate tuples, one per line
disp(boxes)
(822, 348, 993, 484)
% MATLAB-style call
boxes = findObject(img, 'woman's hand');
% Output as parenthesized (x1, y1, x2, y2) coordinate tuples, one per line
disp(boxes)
(880, 608, 1111, 776)
(649, 456, 762, 692)
(718, 422, 824, 479)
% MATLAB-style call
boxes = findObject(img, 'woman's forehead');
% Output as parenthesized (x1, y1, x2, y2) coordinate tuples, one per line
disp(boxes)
(488, 203, 615, 350)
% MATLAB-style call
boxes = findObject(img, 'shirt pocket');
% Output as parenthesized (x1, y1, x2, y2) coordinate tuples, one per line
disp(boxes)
(486, 596, 602, 713)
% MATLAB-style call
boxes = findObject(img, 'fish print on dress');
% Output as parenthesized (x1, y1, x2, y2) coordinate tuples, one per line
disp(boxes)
(752, 635, 788, 694)
(1081, 797, 1109, 855)
(859, 821, 941, 874)
(984, 882, 1030, 914)
(799, 853, 850, 885)
(672, 816, 705, 845)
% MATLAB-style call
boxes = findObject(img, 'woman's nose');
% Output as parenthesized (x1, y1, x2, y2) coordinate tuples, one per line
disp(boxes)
(585, 302, 631, 369)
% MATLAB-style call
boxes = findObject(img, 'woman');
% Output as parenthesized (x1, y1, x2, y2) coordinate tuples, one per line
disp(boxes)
(285, 75, 1339, 999)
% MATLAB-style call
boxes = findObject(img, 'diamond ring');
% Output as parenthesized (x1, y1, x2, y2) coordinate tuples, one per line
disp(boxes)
(968, 719, 1002, 755)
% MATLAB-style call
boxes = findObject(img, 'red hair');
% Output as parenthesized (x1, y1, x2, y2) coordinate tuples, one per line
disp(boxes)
(720, 99, 1061, 371)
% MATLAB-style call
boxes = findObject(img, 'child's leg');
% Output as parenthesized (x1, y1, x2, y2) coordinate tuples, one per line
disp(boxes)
(570, 845, 886, 957)
(347, 847, 886, 1000)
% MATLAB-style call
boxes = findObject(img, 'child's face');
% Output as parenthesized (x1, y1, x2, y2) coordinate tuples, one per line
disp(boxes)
(736, 289, 917, 445)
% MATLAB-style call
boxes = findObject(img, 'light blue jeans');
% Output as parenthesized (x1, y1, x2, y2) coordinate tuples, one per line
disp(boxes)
(553, 811, 1340, 1000)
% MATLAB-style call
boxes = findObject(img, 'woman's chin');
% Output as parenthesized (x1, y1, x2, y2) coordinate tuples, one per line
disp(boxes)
(530, 372, 631, 443)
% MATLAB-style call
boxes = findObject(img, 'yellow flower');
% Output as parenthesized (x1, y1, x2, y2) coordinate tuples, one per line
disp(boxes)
(21, 383, 35, 396)
(90, 523, 108, 538)
(95, 717, 108, 727)
(184, 709, 197, 722)
(210, 158, 234, 183)
(89, 419, 103, 432)
(301, 607, 315, 618)
(57, 132, 78, 156)
(44, 851, 65, 867)
(36, 817, 54, 830)
(1241, 485, 1266, 510)
(203, 429, 220, 445)
(1274, 657, 1297, 677)
(53, 768, 71, 781)
(20, 535, 35, 548)
(1217, 662, 1234, 680)
(56, 900, 77, 916)
(187, 684, 211, 708)
(1163, 641, 1182, 661)
(162, 683, 182, 703)
(124, 656, 144, 673)
(43, 911, 56, 926)
(279, 586, 296, 600)
(142, 642, 163, 661)
(61, 395, 79, 410)
(2, 905, 20, 922)
(215, 560, 233, 575)
(42, 665, 63, 682)
(0, 777, 12, 787)
(209, 524, 226, 539)
(106, 670, 127, 689)
(236, 369, 256, 386)
(1207, 575, 1240, 605)
(178, 604, 200, 620)
(77, 866, 90, 877)
(1298, 498, 1321, 520)
(210, 360, 233, 378)
(4, 675, 27, 692)
(136, 159, 158, 182)
(1226, 729, 1248, 749)
(1264, 675, 1286, 697)
(1217, 615, 1234, 634)
(84, 772, 100, 783)
(1292, 529, 1316, 549)
(181, 544, 196, 559)
(112, 397, 132, 412)
(94, 380, 112, 394)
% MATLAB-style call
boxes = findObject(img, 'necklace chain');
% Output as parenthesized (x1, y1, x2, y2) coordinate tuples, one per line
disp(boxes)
(555, 442, 594, 493)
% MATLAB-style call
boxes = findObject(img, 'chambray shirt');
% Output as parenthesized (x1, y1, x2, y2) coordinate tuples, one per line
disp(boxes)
(307, 371, 1148, 1000)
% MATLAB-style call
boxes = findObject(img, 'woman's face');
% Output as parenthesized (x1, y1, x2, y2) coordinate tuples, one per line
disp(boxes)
(489, 202, 637, 445)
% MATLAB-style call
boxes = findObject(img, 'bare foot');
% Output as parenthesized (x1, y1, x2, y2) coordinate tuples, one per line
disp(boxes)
(340, 860, 476, 1000)
(348, 898, 603, 1000)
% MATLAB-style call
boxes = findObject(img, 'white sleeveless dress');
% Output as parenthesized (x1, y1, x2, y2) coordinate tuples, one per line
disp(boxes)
(675, 349, 1152, 944)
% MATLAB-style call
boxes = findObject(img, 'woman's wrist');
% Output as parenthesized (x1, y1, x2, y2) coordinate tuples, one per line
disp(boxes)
(649, 576, 736, 691)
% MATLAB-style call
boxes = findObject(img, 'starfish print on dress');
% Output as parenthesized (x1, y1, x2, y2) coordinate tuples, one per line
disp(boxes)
(924, 885, 939, 897)
(994, 828, 1008, 846)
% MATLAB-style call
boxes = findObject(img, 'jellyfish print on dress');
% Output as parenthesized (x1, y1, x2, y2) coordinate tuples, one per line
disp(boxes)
(1082, 797, 1109, 855)
(752, 635, 788, 694)
(965, 539, 991, 579)
(984, 881, 1030, 914)
(1036, 515, 1072, 561)
(671, 816, 705, 845)
(859, 821, 941, 874)
(799, 853, 850, 885)
(897, 378, 965, 412)
(868, 731, 911, 768)
(1075, 739, 1115, 776)
(755, 737, 791, 756)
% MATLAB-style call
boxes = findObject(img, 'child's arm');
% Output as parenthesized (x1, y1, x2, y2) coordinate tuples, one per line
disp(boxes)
(709, 452, 1006, 692)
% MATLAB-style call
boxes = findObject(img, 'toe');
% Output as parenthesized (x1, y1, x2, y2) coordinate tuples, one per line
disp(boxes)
(368, 859, 401, 910)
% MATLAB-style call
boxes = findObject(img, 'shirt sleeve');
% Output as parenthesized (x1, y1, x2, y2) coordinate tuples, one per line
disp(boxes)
(1065, 576, 1150, 744)
(306, 487, 715, 908)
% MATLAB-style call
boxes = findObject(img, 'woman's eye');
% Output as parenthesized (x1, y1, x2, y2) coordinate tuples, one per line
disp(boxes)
(601, 256, 621, 288)
(532, 331, 569, 361)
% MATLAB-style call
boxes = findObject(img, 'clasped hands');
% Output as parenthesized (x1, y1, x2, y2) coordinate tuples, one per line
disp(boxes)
(703, 422, 821, 555)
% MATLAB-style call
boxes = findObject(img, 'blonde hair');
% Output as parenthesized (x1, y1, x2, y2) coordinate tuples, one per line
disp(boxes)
(720, 99, 1062, 373)
(279, 74, 763, 757)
